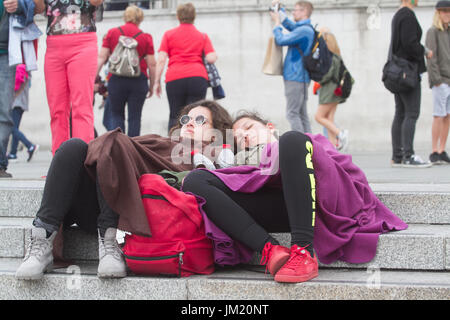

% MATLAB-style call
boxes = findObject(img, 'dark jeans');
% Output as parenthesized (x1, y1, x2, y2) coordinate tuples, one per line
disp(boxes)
(166, 76, 208, 132)
(391, 81, 421, 161)
(102, 97, 113, 131)
(182, 131, 315, 253)
(34, 139, 119, 235)
(0, 54, 15, 170)
(107, 74, 149, 137)
(9, 107, 33, 155)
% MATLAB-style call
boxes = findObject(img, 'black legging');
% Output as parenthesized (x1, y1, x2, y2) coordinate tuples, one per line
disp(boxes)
(182, 131, 315, 254)
(34, 138, 119, 236)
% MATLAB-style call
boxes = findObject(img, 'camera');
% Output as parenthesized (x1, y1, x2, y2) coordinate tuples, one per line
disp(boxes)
(269, 3, 281, 12)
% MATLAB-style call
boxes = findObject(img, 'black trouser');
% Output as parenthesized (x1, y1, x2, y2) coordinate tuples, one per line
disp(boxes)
(34, 139, 119, 235)
(391, 80, 421, 161)
(166, 76, 208, 132)
(108, 74, 149, 137)
(182, 131, 315, 254)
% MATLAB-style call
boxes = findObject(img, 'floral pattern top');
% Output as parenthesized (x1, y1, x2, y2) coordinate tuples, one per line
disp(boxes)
(45, 0, 99, 35)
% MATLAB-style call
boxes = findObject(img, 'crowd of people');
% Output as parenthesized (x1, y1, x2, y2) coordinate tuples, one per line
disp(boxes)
(0, 0, 448, 285)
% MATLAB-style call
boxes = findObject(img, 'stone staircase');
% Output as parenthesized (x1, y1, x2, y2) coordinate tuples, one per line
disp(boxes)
(0, 180, 449, 300)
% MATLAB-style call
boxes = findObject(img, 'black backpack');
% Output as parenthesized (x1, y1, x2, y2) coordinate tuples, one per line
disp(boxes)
(296, 25, 334, 82)
(334, 58, 354, 99)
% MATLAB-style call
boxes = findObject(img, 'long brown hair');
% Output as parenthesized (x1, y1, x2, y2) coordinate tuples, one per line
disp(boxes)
(169, 100, 233, 142)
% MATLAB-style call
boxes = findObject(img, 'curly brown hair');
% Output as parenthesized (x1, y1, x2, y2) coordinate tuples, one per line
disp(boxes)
(169, 100, 233, 143)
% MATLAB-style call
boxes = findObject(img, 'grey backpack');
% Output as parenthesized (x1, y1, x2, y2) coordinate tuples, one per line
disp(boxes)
(109, 27, 143, 78)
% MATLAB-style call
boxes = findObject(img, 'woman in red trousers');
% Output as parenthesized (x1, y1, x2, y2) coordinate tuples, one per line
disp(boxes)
(44, 0, 103, 154)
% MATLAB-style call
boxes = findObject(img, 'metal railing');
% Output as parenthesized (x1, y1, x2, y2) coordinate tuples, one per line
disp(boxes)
(102, 0, 438, 11)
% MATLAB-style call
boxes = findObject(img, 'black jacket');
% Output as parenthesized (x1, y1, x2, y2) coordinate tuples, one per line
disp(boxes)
(391, 7, 426, 74)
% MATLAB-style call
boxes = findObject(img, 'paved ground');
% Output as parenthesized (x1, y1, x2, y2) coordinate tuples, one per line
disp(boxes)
(1, 147, 449, 185)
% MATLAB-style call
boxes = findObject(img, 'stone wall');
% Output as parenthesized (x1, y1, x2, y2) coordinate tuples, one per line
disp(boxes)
(25, 1, 438, 152)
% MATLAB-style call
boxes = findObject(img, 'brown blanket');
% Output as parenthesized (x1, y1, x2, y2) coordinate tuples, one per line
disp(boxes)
(84, 129, 196, 237)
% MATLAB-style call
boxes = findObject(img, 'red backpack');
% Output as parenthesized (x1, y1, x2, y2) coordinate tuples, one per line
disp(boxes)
(122, 174, 215, 277)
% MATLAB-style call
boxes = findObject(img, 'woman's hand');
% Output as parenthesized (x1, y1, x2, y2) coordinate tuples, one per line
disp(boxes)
(147, 86, 154, 99)
(88, 0, 104, 6)
(153, 82, 162, 98)
(4, 0, 18, 13)
(33, 0, 45, 14)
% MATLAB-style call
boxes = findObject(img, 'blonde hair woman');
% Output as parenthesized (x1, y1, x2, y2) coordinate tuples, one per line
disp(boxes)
(97, 5, 157, 137)
(313, 27, 348, 151)
(153, 3, 218, 133)
(425, 0, 450, 164)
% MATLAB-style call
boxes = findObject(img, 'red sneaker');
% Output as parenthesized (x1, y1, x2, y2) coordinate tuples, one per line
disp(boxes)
(274, 245, 319, 283)
(260, 242, 290, 276)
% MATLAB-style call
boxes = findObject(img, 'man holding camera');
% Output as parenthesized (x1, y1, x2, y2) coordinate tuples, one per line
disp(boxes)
(270, 1, 315, 133)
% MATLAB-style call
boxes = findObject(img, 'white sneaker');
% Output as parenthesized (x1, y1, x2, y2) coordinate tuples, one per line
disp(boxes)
(97, 228, 127, 278)
(401, 155, 432, 168)
(336, 129, 349, 152)
(16, 227, 56, 280)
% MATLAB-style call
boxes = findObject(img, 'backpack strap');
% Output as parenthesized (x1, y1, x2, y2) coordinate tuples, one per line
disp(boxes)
(133, 31, 143, 39)
(118, 27, 142, 39)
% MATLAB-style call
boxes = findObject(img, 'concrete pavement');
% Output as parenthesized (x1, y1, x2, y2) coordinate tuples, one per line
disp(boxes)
(2, 147, 449, 185)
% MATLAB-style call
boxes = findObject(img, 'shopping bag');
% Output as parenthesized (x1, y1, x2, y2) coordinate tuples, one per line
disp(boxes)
(262, 36, 283, 76)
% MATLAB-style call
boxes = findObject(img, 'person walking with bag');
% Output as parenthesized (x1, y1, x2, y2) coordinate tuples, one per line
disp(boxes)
(389, 0, 433, 167)
(426, 1, 450, 165)
(44, 0, 103, 155)
(313, 28, 349, 151)
(97, 5, 156, 137)
(153, 2, 217, 133)
(7, 64, 39, 163)
(270, 0, 315, 133)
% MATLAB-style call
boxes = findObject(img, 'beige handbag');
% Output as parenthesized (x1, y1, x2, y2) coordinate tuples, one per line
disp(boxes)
(262, 36, 283, 75)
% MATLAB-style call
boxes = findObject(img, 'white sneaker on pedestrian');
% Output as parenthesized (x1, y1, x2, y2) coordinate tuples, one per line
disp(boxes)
(97, 228, 127, 278)
(401, 155, 432, 168)
(336, 129, 349, 152)
(15, 227, 56, 280)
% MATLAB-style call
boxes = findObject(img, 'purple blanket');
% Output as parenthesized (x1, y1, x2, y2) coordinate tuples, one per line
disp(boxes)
(194, 134, 408, 265)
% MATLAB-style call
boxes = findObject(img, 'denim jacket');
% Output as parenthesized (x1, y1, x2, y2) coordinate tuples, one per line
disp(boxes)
(8, 0, 42, 70)
(273, 13, 314, 83)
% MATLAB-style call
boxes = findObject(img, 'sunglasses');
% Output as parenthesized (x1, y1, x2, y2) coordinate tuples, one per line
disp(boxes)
(179, 114, 209, 126)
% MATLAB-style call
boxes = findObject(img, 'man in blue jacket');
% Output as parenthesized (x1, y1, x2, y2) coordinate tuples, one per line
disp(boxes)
(0, 0, 44, 178)
(271, 1, 314, 133)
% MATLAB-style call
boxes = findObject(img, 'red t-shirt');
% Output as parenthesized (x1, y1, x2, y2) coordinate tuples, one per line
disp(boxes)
(102, 22, 155, 78)
(159, 24, 215, 83)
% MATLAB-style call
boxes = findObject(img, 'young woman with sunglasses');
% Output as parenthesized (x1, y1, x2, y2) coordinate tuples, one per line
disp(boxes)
(182, 111, 408, 284)
(16, 100, 232, 281)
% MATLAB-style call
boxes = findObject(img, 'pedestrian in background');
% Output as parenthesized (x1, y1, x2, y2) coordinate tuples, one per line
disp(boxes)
(313, 27, 349, 151)
(97, 5, 156, 137)
(425, 0, 450, 165)
(44, 0, 103, 154)
(0, 0, 45, 178)
(270, 0, 315, 133)
(389, 0, 433, 168)
(8, 64, 39, 163)
(153, 2, 217, 133)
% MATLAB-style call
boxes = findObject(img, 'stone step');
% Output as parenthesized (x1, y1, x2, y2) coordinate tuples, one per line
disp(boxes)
(0, 259, 449, 300)
(1, 218, 449, 271)
(1, 182, 450, 224)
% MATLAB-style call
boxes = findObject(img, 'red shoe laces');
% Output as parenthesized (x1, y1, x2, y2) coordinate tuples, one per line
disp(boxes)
(260, 242, 272, 266)
(283, 245, 311, 270)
